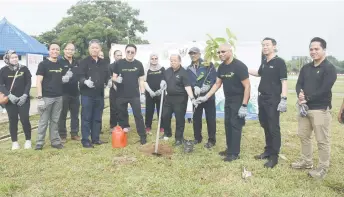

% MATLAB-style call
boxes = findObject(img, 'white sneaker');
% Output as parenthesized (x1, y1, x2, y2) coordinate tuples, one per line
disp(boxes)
(24, 140, 32, 149)
(163, 137, 169, 141)
(123, 128, 129, 133)
(12, 142, 20, 150)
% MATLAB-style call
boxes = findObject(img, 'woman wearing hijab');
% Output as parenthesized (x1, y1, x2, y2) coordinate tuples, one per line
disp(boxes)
(0, 50, 32, 150)
(144, 53, 165, 134)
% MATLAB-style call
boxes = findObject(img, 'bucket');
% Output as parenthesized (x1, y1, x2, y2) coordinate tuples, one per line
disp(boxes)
(112, 126, 127, 148)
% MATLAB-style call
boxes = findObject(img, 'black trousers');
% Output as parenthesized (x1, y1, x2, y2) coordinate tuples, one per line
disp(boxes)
(162, 95, 188, 141)
(58, 95, 80, 138)
(224, 99, 245, 156)
(145, 93, 163, 129)
(116, 97, 146, 138)
(110, 89, 130, 129)
(193, 98, 216, 144)
(6, 100, 31, 142)
(258, 94, 281, 155)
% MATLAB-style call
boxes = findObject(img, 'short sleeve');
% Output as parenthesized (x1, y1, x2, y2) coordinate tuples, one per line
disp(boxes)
(25, 67, 32, 78)
(36, 61, 45, 76)
(237, 63, 249, 81)
(258, 64, 263, 76)
(138, 62, 144, 77)
(113, 62, 119, 75)
(278, 59, 288, 80)
(217, 64, 223, 79)
(182, 70, 191, 87)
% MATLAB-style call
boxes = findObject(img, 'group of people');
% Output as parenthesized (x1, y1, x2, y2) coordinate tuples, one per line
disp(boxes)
(0, 36, 342, 179)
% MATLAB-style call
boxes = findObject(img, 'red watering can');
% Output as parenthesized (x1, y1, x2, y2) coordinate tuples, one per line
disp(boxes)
(112, 126, 127, 148)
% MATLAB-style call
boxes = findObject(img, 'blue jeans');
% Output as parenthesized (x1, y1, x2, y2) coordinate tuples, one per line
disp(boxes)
(81, 95, 104, 144)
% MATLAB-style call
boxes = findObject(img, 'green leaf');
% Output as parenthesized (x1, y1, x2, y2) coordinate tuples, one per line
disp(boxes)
(215, 37, 227, 44)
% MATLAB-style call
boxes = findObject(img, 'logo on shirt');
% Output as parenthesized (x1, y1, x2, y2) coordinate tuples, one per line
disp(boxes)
(122, 67, 138, 72)
(8, 72, 24, 78)
(221, 72, 235, 78)
(149, 70, 162, 75)
(176, 75, 180, 79)
(317, 70, 320, 74)
(49, 68, 63, 73)
(197, 72, 205, 81)
(269, 65, 274, 68)
(64, 65, 69, 68)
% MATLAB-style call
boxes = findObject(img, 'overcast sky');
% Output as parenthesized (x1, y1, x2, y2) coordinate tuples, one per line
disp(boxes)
(1, 0, 343, 60)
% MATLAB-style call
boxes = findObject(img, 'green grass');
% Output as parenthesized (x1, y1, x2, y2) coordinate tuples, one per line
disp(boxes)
(0, 80, 343, 197)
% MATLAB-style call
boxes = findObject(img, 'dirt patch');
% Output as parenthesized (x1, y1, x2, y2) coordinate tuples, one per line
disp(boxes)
(112, 156, 137, 165)
(139, 144, 174, 158)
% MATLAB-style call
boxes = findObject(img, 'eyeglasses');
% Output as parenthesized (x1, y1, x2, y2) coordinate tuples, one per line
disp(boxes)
(217, 50, 228, 54)
(151, 58, 158, 60)
(126, 51, 135, 55)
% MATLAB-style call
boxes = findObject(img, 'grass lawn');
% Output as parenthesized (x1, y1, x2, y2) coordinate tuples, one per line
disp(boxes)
(0, 79, 343, 197)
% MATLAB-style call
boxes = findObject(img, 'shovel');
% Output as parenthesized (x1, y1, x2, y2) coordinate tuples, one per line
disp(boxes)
(152, 89, 165, 156)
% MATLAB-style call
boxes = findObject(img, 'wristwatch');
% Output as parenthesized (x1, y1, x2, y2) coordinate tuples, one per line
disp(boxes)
(281, 96, 287, 100)
(37, 96, 42, 99)
(242, 104, 247, 107)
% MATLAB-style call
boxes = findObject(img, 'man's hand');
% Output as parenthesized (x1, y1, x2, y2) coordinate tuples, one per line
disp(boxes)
(277, 98, 287, 112)
(194, 86, 201, 97)
(238, 106, 248, 118)
(155, 89, 162, 97)
(195, 96, 208, 105)
(107, 79, 113, 88)
(115, 74, 123, 83)
(147, 90, 156, 98)
(17, 94, 28, 106)
(65, 68, 73, 78)
(62, 75, 70, 83)
(160, 80, 167, 90)
(84, 77, 95, 88)
(200, 84, 210, 93)
(8, 94, 19, 104)
(37, 98, 46, 113)
(191, 98, 198, 108)
(299, 89, 305, 101)
(140, 93, 146, 104)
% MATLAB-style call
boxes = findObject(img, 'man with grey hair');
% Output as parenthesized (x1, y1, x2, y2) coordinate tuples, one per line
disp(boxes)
(77, 39, 111, 148)
(160, 54, 198, 146)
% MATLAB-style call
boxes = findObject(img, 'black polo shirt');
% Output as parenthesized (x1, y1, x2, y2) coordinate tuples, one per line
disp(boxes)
(296, 59, 337, 110)
(164, 66, 190, 96)
(217, 58, 249, 99)
(78, 56, 109, 97)
(58, 57, 80, 96)
(146, 67, 165, 92)
(36, 59, 63, 98)
(113, 59, 145, 98)
(0, 66, 32, 97)
(258, 56, 287, 96)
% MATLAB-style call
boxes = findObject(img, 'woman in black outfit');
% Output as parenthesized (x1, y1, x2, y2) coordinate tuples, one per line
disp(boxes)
(0, 50, 32, 150)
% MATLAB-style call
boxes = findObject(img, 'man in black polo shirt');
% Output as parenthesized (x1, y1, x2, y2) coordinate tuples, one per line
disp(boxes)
(112, 44, 147, 145)
(78, 39, 110, 148)
(248, 37, 288, 168)
(160, 54, 197, 146)
(108, 50, 130, 133)
(292, 37, 337, 179)
(58, 43, 80, 143)
(196, 44, 250, 162)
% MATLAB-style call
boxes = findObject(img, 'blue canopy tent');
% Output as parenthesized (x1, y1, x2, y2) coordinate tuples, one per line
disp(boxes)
(0, 18, 48, 56)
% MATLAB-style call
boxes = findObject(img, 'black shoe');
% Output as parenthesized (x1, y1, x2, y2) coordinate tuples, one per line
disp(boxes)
(193, 139, 201, 145)
(224, 155, 240, 162)
(140, 137, 147, 145)
(82, 142, 94, 148)
(264, 155, 278, 168)
(52, 144, 64, 149)
(92, 140, 108, 145)
(219, 149, 228, 156)
(204, 142, 215, 149)
(175, 140, 183, 146)
(254, 152, 270, 160)
(35, 144, 43, 150)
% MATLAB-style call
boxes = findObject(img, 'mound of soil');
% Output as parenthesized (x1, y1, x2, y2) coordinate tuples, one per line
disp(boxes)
(139, 144, 173, 158)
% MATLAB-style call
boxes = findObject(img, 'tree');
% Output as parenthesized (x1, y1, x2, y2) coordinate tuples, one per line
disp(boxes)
(203, 28, 237, 67)
(36, 0, 148, 58)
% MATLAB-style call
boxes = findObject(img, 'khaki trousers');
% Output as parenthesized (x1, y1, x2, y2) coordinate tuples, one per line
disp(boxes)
(298, 109, 332, 169)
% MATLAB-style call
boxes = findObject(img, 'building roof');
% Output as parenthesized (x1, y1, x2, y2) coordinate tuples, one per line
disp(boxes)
(0, 18, 48, 56)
